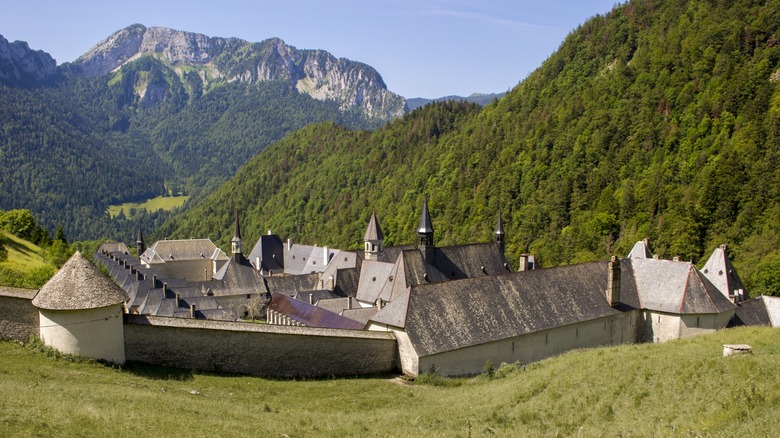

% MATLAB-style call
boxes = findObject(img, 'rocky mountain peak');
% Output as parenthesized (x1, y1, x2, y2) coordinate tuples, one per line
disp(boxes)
(73, 25, 406, 121)
(0, 34, 57, 85)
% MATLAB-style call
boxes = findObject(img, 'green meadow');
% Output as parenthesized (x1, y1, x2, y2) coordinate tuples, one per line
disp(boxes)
(1, 326, 778, 437)
(107, 195, 189, 219)
(0, 231, 56, 288)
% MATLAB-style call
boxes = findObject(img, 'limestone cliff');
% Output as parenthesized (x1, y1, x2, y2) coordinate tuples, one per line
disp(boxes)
(73, 24, 406, 121)
(0, 34, 57, 85)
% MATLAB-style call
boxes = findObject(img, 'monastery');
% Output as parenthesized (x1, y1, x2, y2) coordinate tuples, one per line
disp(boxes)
(8, 200, 780, 377)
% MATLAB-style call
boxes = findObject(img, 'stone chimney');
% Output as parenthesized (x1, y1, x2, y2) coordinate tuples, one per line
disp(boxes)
(190, 304, 196, 319)
(606, 256, 620, 307)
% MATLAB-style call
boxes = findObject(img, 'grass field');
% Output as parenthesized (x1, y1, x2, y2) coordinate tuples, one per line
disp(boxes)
(0, 231, 56, 288)
(107, 195, 189, 218)
(1, 326, 778, 436)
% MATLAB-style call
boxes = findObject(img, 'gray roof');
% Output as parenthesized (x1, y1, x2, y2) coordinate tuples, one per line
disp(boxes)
(701, 245, 746, 300)
(97, 242, 130, 255)
(33, 252, 127, 310)
(729, 297, 772, 327)
(400, 243, 511, 286)
(364, 211, 384, 241)
(264, 273, 319, 296)
(627, 240, 652, 259)
(316, 297, 359, 314)
(417, 198, 434, 234)
(398, 261, 634, 357)
(247, 234, 285, 273)
(356, 260, 395, 303)
(370, 288, 410, 328)
(631, 258, 734, 314)
(340, 307, 379, 325)
(140, 239, 229, 264)
(210, 256, 265, 296)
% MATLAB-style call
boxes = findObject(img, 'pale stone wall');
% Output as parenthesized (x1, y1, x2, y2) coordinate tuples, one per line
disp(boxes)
(0, 288, 38, 341)
(125, 315, 399, 377)
(39, 305, 125, 364)
(417, 311, 639, 377)
(679, 311, 734, 339)
(643, 311, 682, 343)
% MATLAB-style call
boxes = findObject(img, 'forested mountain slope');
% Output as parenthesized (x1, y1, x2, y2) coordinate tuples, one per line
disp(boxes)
(0, 26, 405, 242)
(163, 0, 780, 295)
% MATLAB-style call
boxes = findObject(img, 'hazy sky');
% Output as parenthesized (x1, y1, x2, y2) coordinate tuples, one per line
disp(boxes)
(1, 0, 618, 98)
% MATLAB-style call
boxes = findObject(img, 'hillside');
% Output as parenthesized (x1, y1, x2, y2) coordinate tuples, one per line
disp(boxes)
(0, 26, 408, 242)
(406, 92, 507, 110)
(0, 230, 57, 288)
(1, 326, 778, 436)
(164, 0, 780, 295)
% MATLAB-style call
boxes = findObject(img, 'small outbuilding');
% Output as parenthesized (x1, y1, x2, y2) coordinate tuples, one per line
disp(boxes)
(32, 252, 127, 364)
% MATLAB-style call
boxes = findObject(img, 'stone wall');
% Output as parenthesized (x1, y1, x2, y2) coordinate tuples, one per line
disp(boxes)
(0, 287, 38, 341)
(125, 315, 399, 377)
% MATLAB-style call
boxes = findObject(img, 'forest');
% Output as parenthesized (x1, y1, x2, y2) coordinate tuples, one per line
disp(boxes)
(160, 0, 780, 296)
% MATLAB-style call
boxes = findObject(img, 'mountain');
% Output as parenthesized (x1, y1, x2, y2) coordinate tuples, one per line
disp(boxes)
(70, 24, 406, 122)
(0, 35, 58, 85)
(406, 92, 507, 111)
(162, 0, 780, 296)
(0, 26, 409, 242)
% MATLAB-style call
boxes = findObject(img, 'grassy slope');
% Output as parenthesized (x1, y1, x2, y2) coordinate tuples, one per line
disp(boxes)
(107, 195, 190, 218)
(0, 231, 56, 288)
(1, 326, 778, 436)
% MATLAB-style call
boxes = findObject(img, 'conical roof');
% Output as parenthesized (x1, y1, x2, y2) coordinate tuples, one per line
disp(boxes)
(364, 211, 384, 241)
(232, 208, 242, 241)
(32, 252, 127, 310)
(417, 198, 434, 234)
(495, 209, 505, 236)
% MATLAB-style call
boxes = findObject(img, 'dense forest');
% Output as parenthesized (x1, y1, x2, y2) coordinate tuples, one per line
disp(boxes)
(161, 0, 780, 296)
(0, 52, 382, 242)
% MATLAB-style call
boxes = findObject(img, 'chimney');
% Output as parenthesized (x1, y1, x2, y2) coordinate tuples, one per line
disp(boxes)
(323, 246, 329, 264)
(175, 293, 180, 307)
(309, 293, 314, 305)
(318, 279, 324, 289)
(255, 257, 261, 271)
(152, 275, 158, 288)
(376, 299, 384, 310)
(162, 282, 168, 298)
(287, 238, 292, 251)
(518, 254, 529, 272)
(673, 256, 680, 262)
(606, 256, 621, 307)
(190, 304, 196, 319)
(268, 230, 272, 235)
(328, 275, 334, 290)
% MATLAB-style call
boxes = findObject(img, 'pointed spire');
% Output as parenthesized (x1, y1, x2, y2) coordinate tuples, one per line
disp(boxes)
(231, 208, 243, 257)
(495, 209, 505, 254)
(364, 211, 384, 241)
(417, 197, 434, 261)
(417, 197, 434, 235)
(136, 224, 146, 256)
(364, 211, 385, 261)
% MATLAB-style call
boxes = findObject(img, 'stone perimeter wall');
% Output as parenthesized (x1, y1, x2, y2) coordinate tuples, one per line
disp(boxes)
(125, 315, 400, 377)
(0, 287, 39, 341)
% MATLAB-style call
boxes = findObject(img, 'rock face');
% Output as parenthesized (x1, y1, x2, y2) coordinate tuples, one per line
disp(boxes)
(0, 34, 57, 85)
(73, 24, 406, 121)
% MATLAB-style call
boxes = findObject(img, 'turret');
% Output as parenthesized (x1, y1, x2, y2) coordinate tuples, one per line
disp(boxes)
(417, 197, 434, 261)
(364, 211, 384, 261)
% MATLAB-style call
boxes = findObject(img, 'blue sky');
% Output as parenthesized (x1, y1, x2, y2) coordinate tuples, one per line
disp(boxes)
(1, 0, 618, 98)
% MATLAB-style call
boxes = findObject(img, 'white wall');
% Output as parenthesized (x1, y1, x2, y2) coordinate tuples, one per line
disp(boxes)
(39, 305, 125, 364)
(417, 311, 639, 377)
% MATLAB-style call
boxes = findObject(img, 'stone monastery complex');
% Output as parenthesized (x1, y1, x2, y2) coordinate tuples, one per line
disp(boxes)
(3, 200, 779, 377)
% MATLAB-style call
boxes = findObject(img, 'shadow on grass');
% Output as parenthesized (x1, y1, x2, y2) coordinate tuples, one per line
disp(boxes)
(122, 361, 194, 381)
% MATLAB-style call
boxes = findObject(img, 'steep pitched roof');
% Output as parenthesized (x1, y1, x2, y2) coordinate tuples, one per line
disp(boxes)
(209, 256, 265, 296)
(247, 234, 285, 273)
(400, 243, 511, 287)
(97, 242, 130, 255)
(364, 211, 384, 241)
(140, 239, 229, 263)
(399, 261, 635, 357)
(729, 297, 772, 327)
(630, 258, 734, 314)
(417, 198, 434, 234)
(701, 245, 746, 300)
(356, 260, 395, 303)
(33, 252, 127, 310)
(268, 293, 365, 330)
(627, 240, 652, 259)
(264, 273, 319, 296)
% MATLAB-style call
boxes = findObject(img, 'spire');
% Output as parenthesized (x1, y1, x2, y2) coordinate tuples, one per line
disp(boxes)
(135, 224, 146, 256)
(417, 197, 434, 261)
(364, 211, 384, 261)
(231, 208, 243, 257)
(495, 209, 505, 254)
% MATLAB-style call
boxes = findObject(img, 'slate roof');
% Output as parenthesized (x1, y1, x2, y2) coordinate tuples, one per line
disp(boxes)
(627, 240, 652, 259)
(332, 266, 361, 298)
(293, 289, 337, 304)
(729, 297, 772, 327)
(393, 260, 636, 357)
(210, 256, 265, 296)
(140, 239, 229, 264)
(400, 243, 511, 286)
(268, 293, 365, 330)
(264, 273, 319, 296)
(631, 258, 734, 314)
(417, 198, 434, 234)
(340, 307, 379, 325)
(33, 252, 127, 310)
(247, 234, 285, 273)
(97, 242, 130, 255)
(356, 260, 396, 303)
(316, 297, 360, 314)
(701, 245, 746, 300)
(364, 211, 384, 241)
